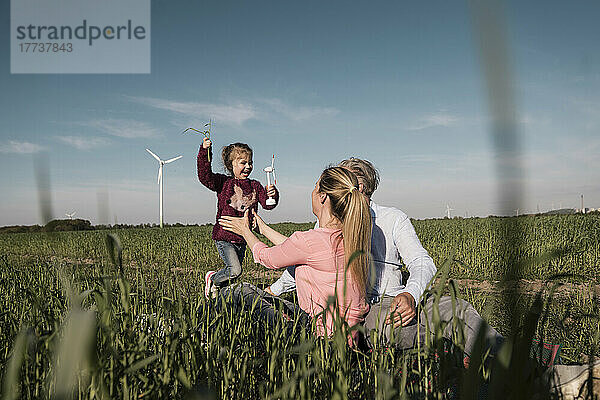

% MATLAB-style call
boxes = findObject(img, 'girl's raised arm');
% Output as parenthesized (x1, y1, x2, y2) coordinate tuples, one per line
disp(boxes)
(197, 143, 228, 192)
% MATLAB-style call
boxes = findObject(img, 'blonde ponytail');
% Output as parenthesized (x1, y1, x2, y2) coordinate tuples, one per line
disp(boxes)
(318, 167, 372, 293)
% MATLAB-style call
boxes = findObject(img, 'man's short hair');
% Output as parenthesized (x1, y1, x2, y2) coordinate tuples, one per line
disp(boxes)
(338, 158, 379, 197)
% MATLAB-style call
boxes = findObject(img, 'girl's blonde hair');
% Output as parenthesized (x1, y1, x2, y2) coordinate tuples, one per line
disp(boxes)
(318, 167, 372, 293)
(221, 143, 253, 176)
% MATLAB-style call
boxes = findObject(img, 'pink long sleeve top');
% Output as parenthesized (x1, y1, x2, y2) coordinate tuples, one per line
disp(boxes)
(252, 228, 370, 339)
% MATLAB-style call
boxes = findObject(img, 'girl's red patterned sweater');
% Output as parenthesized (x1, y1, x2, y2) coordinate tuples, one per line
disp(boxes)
(197, 146, 279, 243)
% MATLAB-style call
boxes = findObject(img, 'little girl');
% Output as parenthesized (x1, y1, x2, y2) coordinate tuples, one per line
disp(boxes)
(197, 137, 279, 298)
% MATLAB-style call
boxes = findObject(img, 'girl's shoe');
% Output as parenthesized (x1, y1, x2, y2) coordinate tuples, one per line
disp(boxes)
(204, 271, 218, 299)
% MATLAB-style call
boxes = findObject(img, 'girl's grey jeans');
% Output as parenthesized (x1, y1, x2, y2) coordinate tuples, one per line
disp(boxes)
(211, 240, 246, 287)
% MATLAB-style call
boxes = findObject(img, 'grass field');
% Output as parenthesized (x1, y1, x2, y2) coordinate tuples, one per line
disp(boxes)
(1, 214, 599, 398)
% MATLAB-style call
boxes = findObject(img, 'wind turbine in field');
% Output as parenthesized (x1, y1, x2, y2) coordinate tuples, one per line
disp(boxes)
(445, 204, 454, 219)
(146, 148, 182, 228)
(65, 211, 76, 220)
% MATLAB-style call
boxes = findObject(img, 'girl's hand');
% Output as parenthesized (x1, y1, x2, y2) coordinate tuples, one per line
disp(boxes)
(202, 137, 212, 149)
(266, 185, 276, 198)
(219, 209, 251, 236)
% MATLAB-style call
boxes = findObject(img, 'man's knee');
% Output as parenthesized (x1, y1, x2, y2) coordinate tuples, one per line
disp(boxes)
(218, 283, 257, 309)
(432, 296, 473, 319)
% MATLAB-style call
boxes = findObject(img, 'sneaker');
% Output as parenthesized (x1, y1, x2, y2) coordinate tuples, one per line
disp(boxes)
(204, 271, 218, 299)
(264, 286, 276, 296)
(530, 340, 561, 367)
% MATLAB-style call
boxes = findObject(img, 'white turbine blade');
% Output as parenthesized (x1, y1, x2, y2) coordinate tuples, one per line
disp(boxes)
(273, 169, 277, 185)
(164, 155, 183, 164)
(157, 166, 162, 184)
(146, 148, 161, 162)
(271, 154, 275, 169)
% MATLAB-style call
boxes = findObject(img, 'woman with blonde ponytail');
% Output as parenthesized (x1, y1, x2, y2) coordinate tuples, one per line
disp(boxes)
(218, 166, 372, 342)
(316, 167, 372, 296)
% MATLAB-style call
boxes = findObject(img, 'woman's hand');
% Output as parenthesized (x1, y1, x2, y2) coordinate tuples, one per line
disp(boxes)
(219, 209, 263, 251)
(252, 209, 267, 233)
(219, 209, 252, 237)
(202, 137, 212, 149)
(266, 184, 277, 198)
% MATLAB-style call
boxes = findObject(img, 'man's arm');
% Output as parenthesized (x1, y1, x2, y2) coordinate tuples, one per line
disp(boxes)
(386, 214, 437, 328)
(394, 216, 437, 304)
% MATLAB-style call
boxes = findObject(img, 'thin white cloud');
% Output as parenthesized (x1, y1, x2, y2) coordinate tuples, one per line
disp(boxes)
(0, 140, 44, 154)
(258, 98, 339, 121)
(83, 119, 160, 138)
(407, 113, 460, 131)
(128, 96, 339, 125)
(56, 135, 110, 150)
(128, 96, 256, 126)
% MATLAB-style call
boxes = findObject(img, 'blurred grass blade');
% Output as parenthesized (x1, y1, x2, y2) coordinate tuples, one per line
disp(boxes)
(105, 233, 123, 272)
(124, 354, 159, 374)
(54, 309, 96, 399)
(34, 154, 53, 225)
(2, 329, 30, 400)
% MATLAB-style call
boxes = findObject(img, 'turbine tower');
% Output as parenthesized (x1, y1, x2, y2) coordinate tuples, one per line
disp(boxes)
(146, 149, 182, 228)
(445, 204, 454, 219)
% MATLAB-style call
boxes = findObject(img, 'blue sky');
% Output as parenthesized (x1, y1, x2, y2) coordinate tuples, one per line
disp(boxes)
(1, 1, 599, 225)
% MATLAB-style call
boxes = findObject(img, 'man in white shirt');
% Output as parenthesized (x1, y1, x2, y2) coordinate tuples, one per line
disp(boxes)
(266, 158, 503, 355)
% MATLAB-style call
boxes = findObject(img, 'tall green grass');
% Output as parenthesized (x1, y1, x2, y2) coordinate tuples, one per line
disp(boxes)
(1, 216, 599, 398)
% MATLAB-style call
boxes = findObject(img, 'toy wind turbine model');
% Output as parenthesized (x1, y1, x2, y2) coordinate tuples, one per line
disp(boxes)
(146, 148, 182, 228)
(264, 154, 277, 206)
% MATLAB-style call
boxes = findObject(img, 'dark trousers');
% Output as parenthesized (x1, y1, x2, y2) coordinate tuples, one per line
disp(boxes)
(215, 283, 311, 334)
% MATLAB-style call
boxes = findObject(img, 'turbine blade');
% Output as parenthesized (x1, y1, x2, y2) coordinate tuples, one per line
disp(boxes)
(164, 155, 183, 164)
(146, 148, 161, 162)
(271, 154, 275, 169)
(273, 170, 277, 185)
(157, 166, 162, 184)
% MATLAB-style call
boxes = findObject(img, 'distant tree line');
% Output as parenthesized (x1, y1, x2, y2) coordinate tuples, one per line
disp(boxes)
(0, 219, 93, 234)
(0, 219, 212, 234)
(2, 210, 596, 234)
